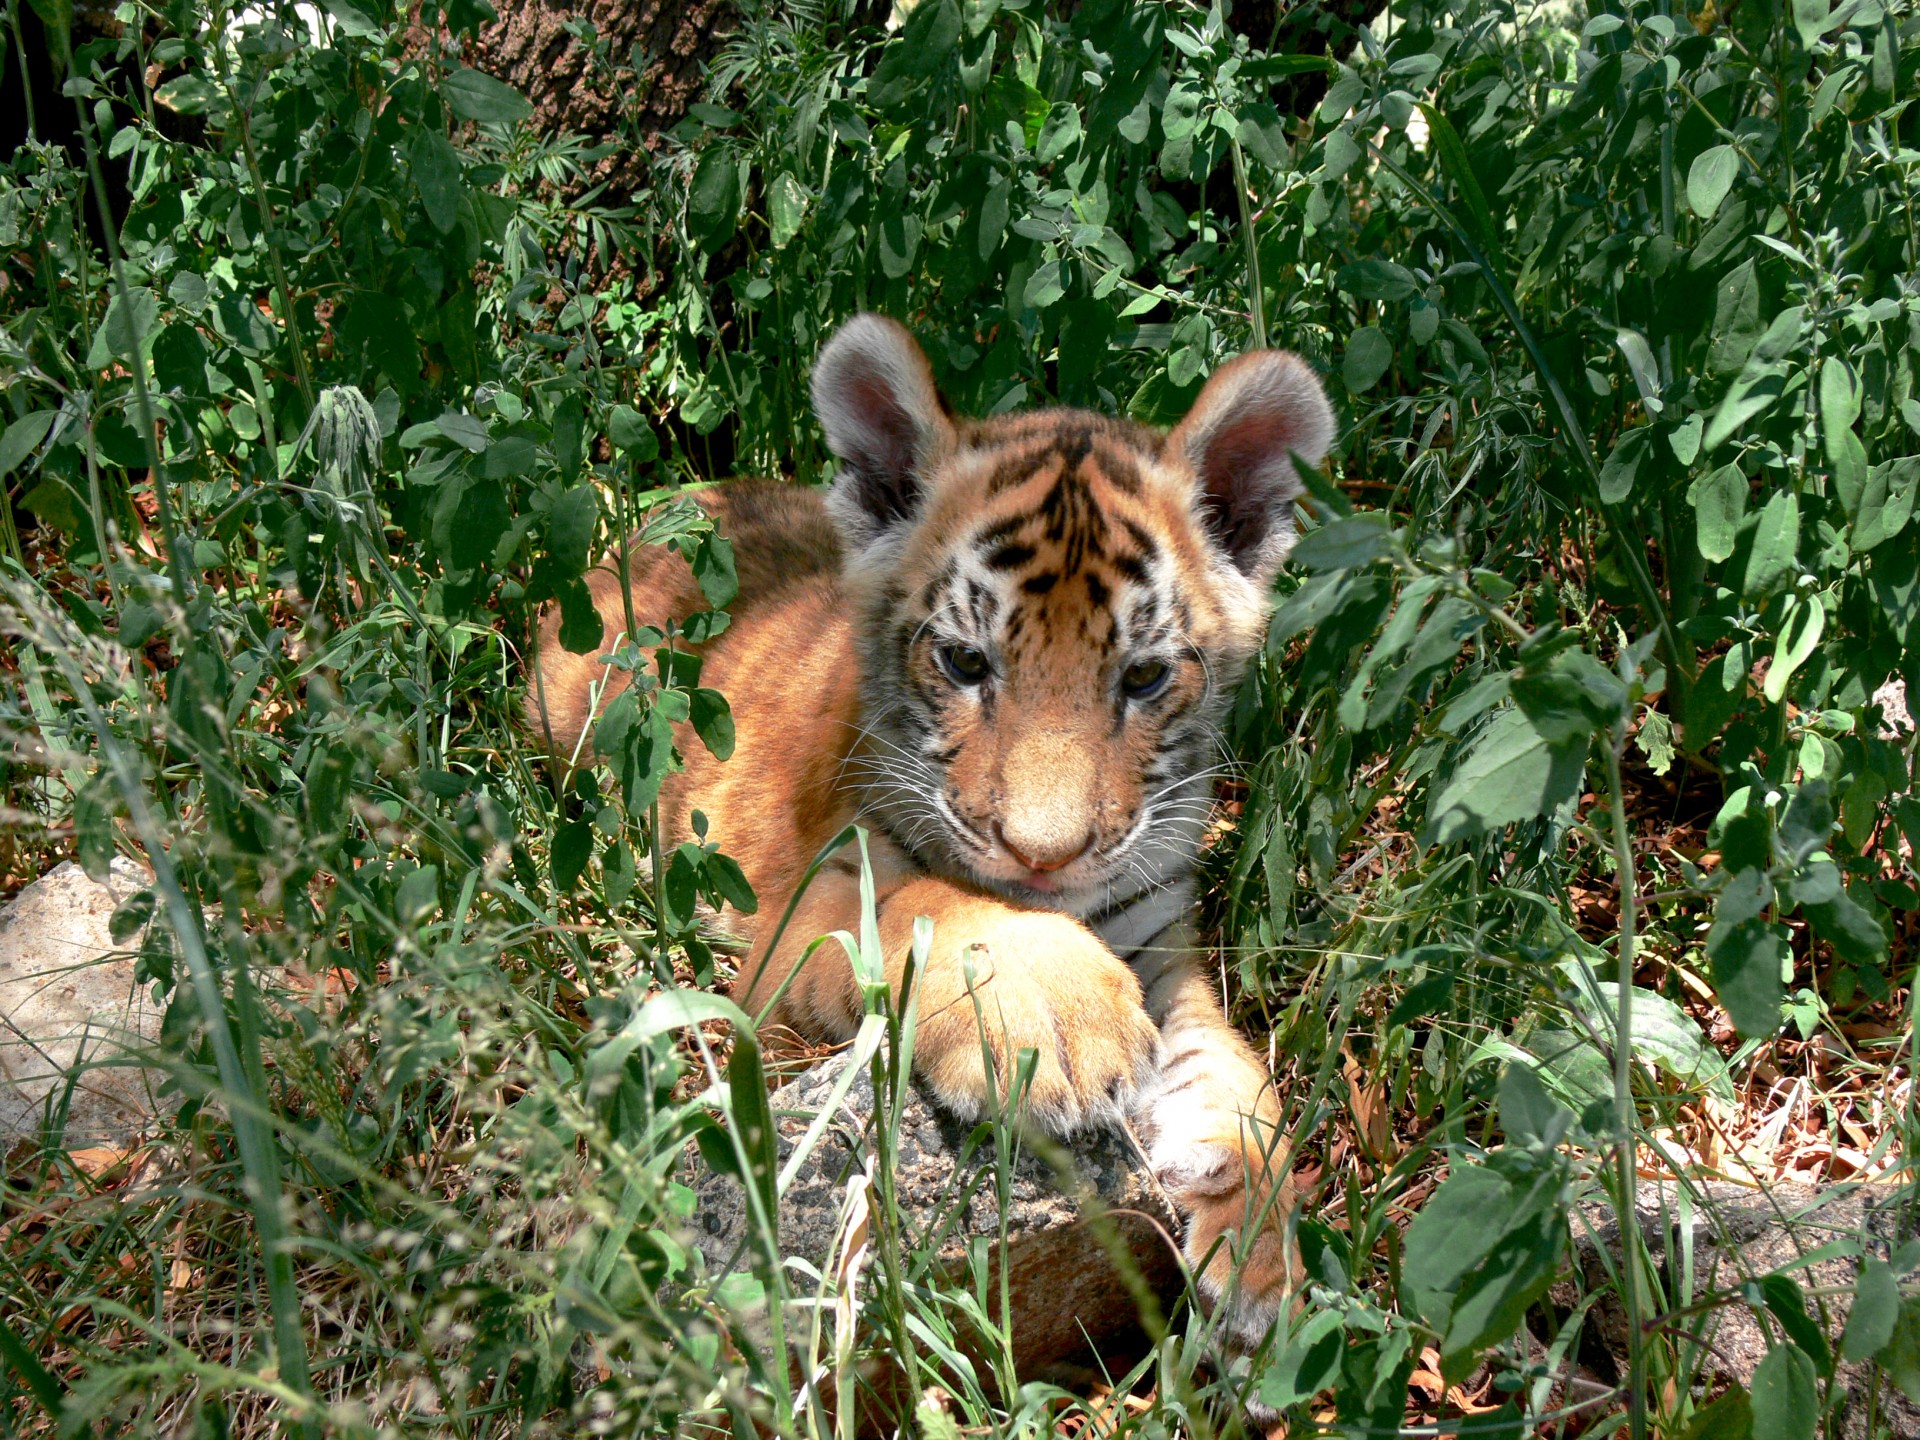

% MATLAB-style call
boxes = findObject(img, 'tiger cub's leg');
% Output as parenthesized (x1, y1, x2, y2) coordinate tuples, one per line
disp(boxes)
(736, 872, 1163, 1137)
(1129, 925, 1299, 1357)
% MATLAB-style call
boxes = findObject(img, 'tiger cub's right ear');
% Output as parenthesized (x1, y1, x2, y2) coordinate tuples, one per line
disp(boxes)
(812, 313, 955, 549)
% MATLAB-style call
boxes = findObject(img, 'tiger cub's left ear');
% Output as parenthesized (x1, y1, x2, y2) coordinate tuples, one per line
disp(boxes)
(812, 313, 957, 551)
(1169, 351, 1336, 582)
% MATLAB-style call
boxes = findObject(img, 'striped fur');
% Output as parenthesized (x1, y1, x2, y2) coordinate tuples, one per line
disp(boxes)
(529, 314, 1335, 1401)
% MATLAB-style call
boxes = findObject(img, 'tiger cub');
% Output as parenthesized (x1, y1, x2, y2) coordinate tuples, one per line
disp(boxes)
(531, 313, 1335, 1375)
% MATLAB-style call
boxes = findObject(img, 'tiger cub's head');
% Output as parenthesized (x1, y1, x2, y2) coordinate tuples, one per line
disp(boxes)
(813, 314, 1334, 921)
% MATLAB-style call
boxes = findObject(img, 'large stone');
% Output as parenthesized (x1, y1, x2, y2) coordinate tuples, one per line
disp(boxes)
(684, 1056, 1184, 1383)
(1559, 1178, 1919, 1436)
(0, 859, 159, 1146)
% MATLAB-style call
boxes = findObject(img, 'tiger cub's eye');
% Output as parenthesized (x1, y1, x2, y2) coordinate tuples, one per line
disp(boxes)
(939, 644, 991, 686)
(1121, 657, 1171, 699)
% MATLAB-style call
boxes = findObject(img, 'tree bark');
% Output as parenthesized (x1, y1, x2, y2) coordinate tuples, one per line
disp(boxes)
(463, 0, 738, 194)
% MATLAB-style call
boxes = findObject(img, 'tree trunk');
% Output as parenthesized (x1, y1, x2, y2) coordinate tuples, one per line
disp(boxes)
(463, 0, 739, 194)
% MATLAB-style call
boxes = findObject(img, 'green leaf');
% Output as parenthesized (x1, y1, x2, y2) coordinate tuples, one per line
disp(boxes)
(552, 820, 593, 892)
(1708, 260, 1762, 375)
(1853, 459, 1918, 552)
(868, 0, 961, 106)
(1755, 1275, 1832, 1376)
(689, 687, 735, 761)
(1881, 1297, 1920, 1402)
(1257, 1310, 1344, 1410)
(1679, 1390, 1753, 1440)
(1598, 425, 1656, 504)
(1421, 706, 1588, 846)
(442, 67, 531, 125)
(1291, 513, 1392, 572)
(1336, 259, 1418, 301)
(1749, 1342, 1816, 1440)
(1743, 491, 1800, 600)
(1688, 463, 1748, 562)
(1764, 595, 1823, 703)
(1402, 1154, 1567, 1384)
(1418, 101, 1495, 248)
(1791, 0, 1833, 47)
(1706, 307, 1806, 451)
(85, 285, 160, 369)
(608, 404, 658, 460)
(1342, 327, 1394, 392)
(1688, 145, 1740, 220)
(767, 172, 809, 248)
(687, 148, 742, 253)
(411, 130, 463, 235)
(878, 212, 922, 278)
(434, 412, 490, 453)
(1706, 913, 1786, 1039)
(547, 486, 599, 573)
(1023, 260, 1066, 310)
(0, 411, 55, 476)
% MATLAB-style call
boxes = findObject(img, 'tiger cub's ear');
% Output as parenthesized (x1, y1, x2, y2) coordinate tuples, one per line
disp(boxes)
(1169, 350, 1336, 582)
(812, 313, 956, 549)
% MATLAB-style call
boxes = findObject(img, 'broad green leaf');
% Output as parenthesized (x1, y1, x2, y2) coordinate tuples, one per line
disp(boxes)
(434, 412, 490, 453)
(1336, 259, 1417, 301)
(1841, 1258, 1899, 1363)
(411, 130, 463, 234)
(868, 0, 961, 106)
(878, 212, 922, 278)
(689, 686, 735, 761)
(85, 285, 159, 369)
(1791, 0, 1833, 47)
(551, 820, 593, 892)
(1706, 307, 1806, 451)
(1688, 463, 1747, 561)
(1881, 1297, 1920, 1402)
(1037, 102, 1082, 163)
(1023, 260, 1066, 310)
(1688, 145, 1740, 219)
(1291, 513, 1392, 571)
(1422, 706, 1588, 845)
(608, 405, 658, 459)
(1743, 491, 1800, 599)
(1764, 596, 1823, 703)
(767, 173, 809, 248)
(0, 411, 55, 476)
(547, 486, 598, 573)
(1706, 914, 1786, 1039)
(1256, 1310, 1344, 1410)
(1343, 326, 1394, 392)
(1749, 1342, 1816, 1440)
(1708, 260, 1762, 375)
(1598, 425, 1656, 503)
(1853, 459, 1918, 552)
(687, 148, 742, 253)
(442, 67, 531, 126)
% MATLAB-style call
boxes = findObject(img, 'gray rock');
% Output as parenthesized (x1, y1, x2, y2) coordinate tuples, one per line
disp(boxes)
(685, 1056, 1184, 1378)
(0, 858, 160, 1146)
(1559, 1178, 1919, 1437)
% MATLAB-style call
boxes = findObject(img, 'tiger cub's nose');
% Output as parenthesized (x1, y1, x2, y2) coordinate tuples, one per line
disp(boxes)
(995, 821, 1094, 874)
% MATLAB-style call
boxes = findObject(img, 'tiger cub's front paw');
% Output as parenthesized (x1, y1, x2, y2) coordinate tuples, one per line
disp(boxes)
(1144, 1078, 1300, 1397)
(916, 910, 1161, 1137)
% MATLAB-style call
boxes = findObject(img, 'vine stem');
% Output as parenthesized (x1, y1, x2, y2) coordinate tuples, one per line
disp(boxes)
(1603, 726, 1649, 1440)
(1229, 135, 1267, 349)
